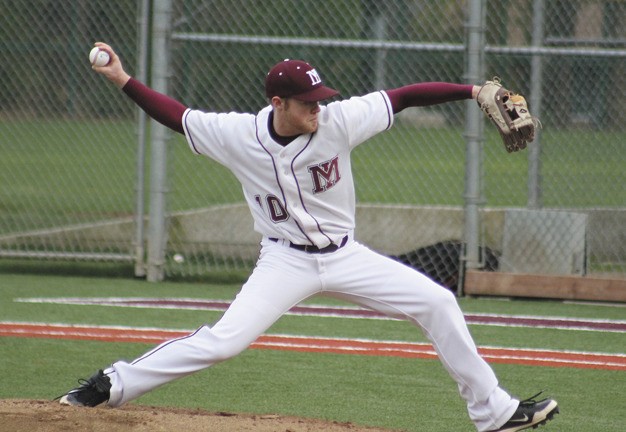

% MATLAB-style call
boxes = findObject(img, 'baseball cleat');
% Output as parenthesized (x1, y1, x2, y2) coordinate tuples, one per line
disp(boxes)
(489, 392, 559, 432)
(57, 369, 111, 407)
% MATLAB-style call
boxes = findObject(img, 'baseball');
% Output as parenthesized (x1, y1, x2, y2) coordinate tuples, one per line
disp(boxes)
(89, 47, 110, 67)
(173, 253, 185, 263)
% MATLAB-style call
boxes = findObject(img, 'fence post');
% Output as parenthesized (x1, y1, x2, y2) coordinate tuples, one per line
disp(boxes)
(460, 0, 486, 296)
(133, 0, 151, 278)
(146, 0, 172, 282)
(528, 0, 545, 209)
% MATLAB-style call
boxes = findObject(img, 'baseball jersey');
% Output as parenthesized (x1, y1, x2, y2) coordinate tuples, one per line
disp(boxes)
(182, 91, 394, 248)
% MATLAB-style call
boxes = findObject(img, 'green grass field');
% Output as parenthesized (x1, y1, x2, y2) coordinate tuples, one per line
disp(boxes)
(2, 118, 626, 430)
(2, 119, 625, 233)
(1, 272, 624, 431)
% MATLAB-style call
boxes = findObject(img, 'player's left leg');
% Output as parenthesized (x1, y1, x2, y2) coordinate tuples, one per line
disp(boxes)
(320, 241, 518, 431)
(60, 241, 324, 408)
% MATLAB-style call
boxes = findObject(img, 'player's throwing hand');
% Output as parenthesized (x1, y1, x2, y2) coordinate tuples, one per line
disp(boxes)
(90, 42, 131, 89)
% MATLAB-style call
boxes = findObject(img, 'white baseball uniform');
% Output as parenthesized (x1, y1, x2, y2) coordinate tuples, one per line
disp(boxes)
(105, 91, 517, 431)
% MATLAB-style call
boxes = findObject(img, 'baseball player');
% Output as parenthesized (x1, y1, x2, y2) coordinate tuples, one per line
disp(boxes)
(58, 42, 558, 432)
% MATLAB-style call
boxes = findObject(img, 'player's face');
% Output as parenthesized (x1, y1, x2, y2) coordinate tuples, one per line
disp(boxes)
(275, 98, 321, 135)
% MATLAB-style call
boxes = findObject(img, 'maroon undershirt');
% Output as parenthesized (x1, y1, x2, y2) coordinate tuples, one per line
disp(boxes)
(123, 78, 187, 135)
(386, 83, 473, 111)
(122, 78, 473, 141)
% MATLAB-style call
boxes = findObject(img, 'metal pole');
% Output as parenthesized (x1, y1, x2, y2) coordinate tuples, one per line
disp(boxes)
(146, 0, 172, 282)
(460, 0, 486, 296)
(373, 13, 387, 89)
(133, 0, 150, 278)
(528, 0, 545, 209)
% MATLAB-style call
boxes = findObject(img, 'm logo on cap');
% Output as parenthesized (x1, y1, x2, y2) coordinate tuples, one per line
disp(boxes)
(306, 69, 322, 86)
(265, 59, 339, 102)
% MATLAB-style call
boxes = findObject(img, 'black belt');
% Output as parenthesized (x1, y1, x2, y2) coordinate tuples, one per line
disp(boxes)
(268, 235, 348, 254)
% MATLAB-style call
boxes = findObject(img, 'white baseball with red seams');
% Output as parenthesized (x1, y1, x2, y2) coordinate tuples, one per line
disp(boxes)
(104, 89, 518, 431)
(88, 47, 110, 67)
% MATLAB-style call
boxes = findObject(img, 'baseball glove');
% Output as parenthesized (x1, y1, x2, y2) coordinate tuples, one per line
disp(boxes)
(477, 77, 540, 153)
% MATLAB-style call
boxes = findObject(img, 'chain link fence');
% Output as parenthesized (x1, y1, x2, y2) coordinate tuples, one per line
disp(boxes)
(1, 0, 625, 289)
(0, 0, 142, 266)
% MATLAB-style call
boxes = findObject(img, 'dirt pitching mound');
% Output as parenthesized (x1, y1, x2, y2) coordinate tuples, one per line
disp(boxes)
(0, 399, 397, 432)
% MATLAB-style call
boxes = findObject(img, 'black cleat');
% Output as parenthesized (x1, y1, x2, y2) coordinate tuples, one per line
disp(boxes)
(489, 392, 559, 432)
(57, 369, 111, 407)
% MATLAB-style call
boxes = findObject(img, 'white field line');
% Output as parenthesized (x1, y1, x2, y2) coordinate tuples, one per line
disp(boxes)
(13, 297, 626, 332)
(2, 321, 625, 369)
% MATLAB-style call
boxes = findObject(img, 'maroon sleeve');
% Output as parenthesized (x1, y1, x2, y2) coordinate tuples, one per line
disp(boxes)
(386, 82, 473, 114)
(122, 78, 187, 135)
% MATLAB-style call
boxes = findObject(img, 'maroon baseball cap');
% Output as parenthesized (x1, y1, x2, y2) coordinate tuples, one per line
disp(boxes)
(265, 59, 339, 102)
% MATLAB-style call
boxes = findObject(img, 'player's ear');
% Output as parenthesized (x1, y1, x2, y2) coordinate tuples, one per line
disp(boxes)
(271, 96, 290, 111)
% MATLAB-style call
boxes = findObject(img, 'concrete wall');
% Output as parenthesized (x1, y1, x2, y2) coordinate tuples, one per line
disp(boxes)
(2, 205, 625, 276)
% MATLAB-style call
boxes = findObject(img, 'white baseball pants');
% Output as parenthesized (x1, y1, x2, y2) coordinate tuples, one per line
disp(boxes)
(106, 239, 517, 431)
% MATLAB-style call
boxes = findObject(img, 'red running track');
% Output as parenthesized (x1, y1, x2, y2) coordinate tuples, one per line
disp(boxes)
(1, 322, 624, 371)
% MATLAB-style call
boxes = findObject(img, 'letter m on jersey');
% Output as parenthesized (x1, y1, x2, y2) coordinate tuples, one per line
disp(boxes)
(308, 156, 341, 194)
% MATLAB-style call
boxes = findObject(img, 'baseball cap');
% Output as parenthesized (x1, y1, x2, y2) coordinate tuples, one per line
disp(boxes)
(265, 59, 339, 102)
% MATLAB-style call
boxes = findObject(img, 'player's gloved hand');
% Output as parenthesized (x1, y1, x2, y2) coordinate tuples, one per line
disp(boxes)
(476, 77, 541, 153)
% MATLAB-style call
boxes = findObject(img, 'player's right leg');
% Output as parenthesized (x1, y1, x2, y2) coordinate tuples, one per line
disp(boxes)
(318, 242, 558, 431)
(58, 242, 321, 407)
